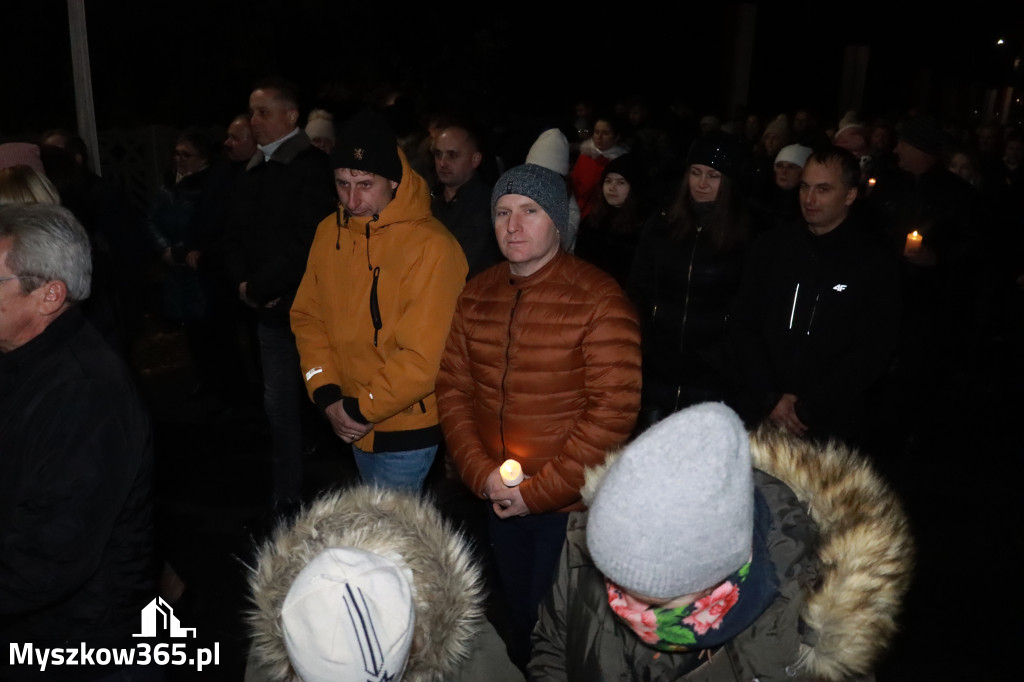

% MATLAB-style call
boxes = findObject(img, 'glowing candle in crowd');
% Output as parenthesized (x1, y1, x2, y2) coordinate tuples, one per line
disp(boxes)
(904, 230, 923, 256)
(500, 459, 524, 487)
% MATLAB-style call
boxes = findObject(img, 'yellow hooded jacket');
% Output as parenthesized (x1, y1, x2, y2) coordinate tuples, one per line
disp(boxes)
(291, 148, 468, 452)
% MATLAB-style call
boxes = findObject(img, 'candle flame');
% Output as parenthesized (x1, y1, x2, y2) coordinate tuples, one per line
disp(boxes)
(911, 230, 920, 238)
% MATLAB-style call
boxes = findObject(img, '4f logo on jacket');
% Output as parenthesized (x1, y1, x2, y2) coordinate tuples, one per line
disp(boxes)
(832, 284, 848, 292)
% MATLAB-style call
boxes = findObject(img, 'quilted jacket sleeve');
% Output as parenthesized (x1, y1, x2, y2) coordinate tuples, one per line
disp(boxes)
(437, 294, 494, 496)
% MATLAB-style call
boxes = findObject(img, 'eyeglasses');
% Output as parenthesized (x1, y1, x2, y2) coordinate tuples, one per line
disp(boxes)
(0, 275, 32, 285)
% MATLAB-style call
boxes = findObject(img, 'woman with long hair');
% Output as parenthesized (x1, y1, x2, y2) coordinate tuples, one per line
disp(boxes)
(574, 153, 649, 287)
(627, 131, 750, 428)
(0, 165, 61, 205)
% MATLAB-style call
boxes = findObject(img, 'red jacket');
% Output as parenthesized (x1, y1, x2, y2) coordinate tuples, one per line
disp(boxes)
(437, 250, 641, 514)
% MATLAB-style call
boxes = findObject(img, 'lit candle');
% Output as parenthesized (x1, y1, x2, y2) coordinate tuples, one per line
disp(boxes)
(867, 177, 876, 187)
(904, 230, 923, 256)
(500, 459, 524, 487)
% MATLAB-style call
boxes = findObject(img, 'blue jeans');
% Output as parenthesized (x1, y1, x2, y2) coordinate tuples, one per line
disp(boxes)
(352, 444, 437, 492)
(257, 322, 304, 503)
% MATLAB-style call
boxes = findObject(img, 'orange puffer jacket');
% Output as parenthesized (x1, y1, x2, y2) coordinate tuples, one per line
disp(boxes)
(437, 250, 641, 514)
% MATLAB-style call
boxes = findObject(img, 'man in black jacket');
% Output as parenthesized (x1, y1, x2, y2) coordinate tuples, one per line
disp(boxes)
(729, 146, 900, 443)
(0, 205, 157, 676)
(224, 79, 336, 506)
(429, 121, 502, 279)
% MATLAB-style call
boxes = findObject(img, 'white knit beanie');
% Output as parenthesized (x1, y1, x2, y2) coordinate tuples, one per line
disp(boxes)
(305, 109, 336, 143)
(281, 547, 415, 682)
(775, 143, 813, 168)
(587, 402, 753, 599)
(526, 128, 570, 176)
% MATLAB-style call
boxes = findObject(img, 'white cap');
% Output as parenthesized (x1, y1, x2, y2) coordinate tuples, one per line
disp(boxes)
(282, 547, 415, 682)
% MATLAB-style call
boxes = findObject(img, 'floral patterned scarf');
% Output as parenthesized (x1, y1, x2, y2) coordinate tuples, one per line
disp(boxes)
(605, 489, 778, 652)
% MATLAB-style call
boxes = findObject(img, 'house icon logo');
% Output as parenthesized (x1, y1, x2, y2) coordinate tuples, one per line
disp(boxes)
(133, 597, 197, 638)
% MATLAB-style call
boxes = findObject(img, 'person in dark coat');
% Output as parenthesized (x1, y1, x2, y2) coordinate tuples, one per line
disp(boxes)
(862, 115, 983, 447)
(148, 128, 243, 399)
(627, 131, 751, 428)
(429, 122, 503, 279)
(223, 79, 337, 507)
(574, 153, 649, 288)
(729, 146, 900, 444)
(748, 142, 812, 234)
(0, 204, 157, 679)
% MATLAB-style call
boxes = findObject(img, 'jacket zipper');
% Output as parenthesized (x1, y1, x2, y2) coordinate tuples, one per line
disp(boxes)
(498, 288, 522, 460)
(805, 293, 820, 336)
(679, 225, 703, 352)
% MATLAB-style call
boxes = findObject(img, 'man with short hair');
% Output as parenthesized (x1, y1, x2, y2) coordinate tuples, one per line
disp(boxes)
(865, 116, 983, 445)
(0, 204, 156, 665)
(291, 108, 468, 492)
(224, 113, 257, 164)
(436, 163, 641, 666)
(730, 146, 899, 443)
(430, 123, 502, 278)
(224, 79, 336, 507)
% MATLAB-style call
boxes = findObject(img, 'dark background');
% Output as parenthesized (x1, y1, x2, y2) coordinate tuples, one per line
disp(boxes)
(3, 1, 1023, 135)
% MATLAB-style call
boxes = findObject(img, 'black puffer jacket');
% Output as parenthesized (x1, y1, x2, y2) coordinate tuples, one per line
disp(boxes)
(628, 211, 746, 414)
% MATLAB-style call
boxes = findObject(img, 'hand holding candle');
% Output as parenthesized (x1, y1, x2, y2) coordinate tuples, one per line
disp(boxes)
(500, 459, 524, 487)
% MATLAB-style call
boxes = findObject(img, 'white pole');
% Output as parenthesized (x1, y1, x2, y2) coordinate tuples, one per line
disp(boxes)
(67, 0, 101, 176)
(728, 3, 756, 119)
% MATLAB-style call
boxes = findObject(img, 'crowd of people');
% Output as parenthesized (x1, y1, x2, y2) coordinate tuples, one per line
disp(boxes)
(1, 80, 1021, 681)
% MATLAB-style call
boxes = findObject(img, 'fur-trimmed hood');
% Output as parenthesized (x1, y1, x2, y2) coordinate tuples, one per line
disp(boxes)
(581, 424, 914, 681)
(248, 486, 486, 682)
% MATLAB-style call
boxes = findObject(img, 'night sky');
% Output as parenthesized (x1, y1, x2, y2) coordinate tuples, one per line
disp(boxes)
(3, 1, 1022, 136)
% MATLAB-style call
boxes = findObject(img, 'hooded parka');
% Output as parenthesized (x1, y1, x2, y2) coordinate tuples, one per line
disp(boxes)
(247, 487, 523, 682)
(529, 425, 914, 681)
(291, 149, 468, 452)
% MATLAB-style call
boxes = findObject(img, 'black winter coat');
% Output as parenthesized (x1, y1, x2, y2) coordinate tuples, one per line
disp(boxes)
(728, 219, 900, 440)
(0, 308, 156, 653)
(628, 212, 746, 414)
(224, 130, 336, 326)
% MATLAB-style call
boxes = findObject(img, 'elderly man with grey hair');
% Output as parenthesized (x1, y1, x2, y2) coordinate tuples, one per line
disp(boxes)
(0, 204, 157, 672)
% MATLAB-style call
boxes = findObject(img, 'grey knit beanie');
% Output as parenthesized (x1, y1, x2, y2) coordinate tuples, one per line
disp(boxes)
(587, 402, 753, 600)
(491, 163, 570, 244)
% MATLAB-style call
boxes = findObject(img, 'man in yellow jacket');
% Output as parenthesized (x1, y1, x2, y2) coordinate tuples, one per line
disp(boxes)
(291, 108, 468, 491)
